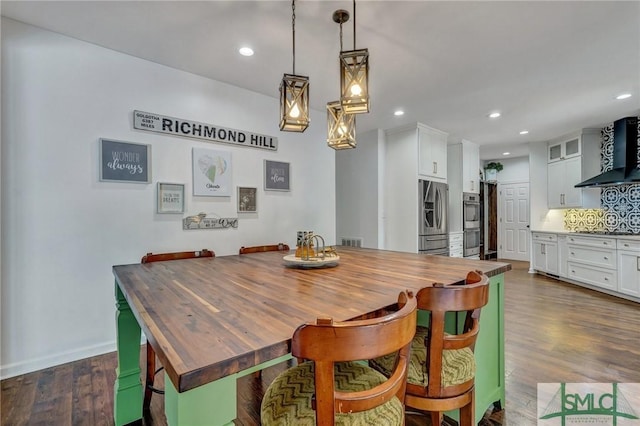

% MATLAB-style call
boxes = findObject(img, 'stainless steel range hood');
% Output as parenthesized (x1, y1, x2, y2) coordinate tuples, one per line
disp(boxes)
(575, 116, 639, 188)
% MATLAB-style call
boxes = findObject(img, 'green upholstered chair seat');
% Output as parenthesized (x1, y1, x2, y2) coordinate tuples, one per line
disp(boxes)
(370, 326, 475, 388)
(260, 361, 404, 426)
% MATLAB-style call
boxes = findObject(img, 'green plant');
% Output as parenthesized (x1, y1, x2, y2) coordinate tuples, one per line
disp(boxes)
(484, 162, 504, 172)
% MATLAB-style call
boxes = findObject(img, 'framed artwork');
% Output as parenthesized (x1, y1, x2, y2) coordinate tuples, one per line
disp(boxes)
(99, 138, 151, 183)
(157, 183, 185, 214)
(237, 187, 257, 212)
(192, 148, 232, 196)
(264, 160, 290, 191)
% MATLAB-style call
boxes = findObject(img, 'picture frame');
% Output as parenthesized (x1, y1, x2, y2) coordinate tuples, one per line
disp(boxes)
(157, 182, 185, 214)
(237, 187, 257, 213)
(99, 138, 151, 183)
(264, 160, 290, 191)
(192, 148, 232, 197)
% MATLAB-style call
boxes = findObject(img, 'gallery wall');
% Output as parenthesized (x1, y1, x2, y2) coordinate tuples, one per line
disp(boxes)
(0, 18, 336, 378)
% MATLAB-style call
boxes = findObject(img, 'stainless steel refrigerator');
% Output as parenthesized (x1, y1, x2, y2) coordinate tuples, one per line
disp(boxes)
(418, 179, 449, 255)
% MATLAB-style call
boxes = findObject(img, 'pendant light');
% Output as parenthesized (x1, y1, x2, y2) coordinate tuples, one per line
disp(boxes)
(279, 0, 310, 132)
(327, 9, 356, 150)
(340, 0, 369, 114)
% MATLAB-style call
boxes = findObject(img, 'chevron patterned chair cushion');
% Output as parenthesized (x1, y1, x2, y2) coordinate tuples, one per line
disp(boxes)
(370, 326, 476, 388)
(261, 360, 404, 426)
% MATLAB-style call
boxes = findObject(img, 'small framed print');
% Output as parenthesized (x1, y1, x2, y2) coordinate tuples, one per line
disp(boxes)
(264, 160, 290, 191)
(237, 187, 257, 213)
(99, 138, 151, 183)
(157, 183, 185, 214)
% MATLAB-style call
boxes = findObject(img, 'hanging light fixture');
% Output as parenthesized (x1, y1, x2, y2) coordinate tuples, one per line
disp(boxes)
(327, 9, 356, 150)
(340, 0, 369, 114)
(279, 0, 310, 132)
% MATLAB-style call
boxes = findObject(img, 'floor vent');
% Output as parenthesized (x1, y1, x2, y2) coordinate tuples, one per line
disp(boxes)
(340, 237, 363, 247)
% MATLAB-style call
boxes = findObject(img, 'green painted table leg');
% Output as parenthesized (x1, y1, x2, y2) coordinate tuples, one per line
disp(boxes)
(114, 282, 143, 426)
(164, 354, 292, 426)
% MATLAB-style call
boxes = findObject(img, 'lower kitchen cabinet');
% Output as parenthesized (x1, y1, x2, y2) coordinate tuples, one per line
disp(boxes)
(567, 261, 617, 291)
(532, 232, 558, 275)
(617, 239, 640, 298)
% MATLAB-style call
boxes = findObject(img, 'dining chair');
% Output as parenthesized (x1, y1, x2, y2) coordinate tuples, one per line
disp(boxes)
(139, 249, 215, 412)
(261, 291, 417, 426)
(238, 243, 290, 254)
(370, 270, 490, 426)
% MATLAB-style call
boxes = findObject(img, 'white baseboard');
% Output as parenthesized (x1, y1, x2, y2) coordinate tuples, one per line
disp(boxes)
(0, 341, 116, 380)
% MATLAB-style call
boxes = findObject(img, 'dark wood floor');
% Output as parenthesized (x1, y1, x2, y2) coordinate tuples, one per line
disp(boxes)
(2, 260, 639, 425)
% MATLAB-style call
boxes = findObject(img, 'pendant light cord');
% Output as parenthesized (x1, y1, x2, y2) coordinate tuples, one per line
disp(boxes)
(353, 0, 356, 49)
(292, 0, 296, 74)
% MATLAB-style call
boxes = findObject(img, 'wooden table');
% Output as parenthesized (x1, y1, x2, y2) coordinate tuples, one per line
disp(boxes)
(113, 247, 510, 425)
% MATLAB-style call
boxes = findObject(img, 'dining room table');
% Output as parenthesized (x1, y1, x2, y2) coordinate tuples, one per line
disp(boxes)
(113, 246, 510, 426)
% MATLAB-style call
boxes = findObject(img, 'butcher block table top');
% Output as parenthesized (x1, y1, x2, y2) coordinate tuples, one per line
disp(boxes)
(113, 246, 510, 394)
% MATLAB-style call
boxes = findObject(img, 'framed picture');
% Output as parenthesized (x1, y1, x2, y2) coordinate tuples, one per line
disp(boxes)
(237, 187, 257, 212)
(264, 160, 290, 191)
(99, 138, 151, 183)
(192, 148, 232, 196)
(157, 183, 185, 214)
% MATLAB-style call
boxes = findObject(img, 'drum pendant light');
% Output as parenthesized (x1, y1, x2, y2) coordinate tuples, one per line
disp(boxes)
(327, 9, 356, 150)
(340, 0, 369, 114)
(279, 0, 310, 132)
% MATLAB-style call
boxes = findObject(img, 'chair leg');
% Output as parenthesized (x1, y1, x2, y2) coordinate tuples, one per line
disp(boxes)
(430, 411, 442, 426)
(459, 389, 475, 426)
(143, 343, 156, 412)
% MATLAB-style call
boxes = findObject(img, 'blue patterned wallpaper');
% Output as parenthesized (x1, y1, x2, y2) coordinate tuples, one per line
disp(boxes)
(600, 118, 640, 234)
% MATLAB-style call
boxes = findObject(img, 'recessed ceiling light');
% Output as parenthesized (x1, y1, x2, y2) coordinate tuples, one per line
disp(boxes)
(488, 112, 501, 119)
(239, 47, 254, 57)
(502, 152, 510, 156)
(616, 93, 632, 100)
(519, 130, 529, 135)
(394, 110, 404, 116)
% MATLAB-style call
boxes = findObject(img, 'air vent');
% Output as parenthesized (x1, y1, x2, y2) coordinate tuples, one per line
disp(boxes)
(340, 237, 363, 247)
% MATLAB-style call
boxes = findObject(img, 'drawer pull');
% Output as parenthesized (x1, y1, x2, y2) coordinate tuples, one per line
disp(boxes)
(604, 256, 608, 260)
(570, 252, 575, 256)
(604, 277, 609, 281)
(603, 242, 608, 245)
(571, 270, 576, 274)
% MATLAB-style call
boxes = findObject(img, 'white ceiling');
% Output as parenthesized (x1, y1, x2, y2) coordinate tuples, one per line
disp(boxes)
(2, 1, 639, 159)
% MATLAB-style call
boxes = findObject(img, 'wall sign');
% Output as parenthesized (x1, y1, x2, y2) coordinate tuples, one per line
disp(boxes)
(183, 213, 238, 230)
(264, 160, 290, 191)
(157, 183, 185, 214)
(99, 138, 150, 183)
(133, 110, 278, 151)
(192, 148, 232, 197)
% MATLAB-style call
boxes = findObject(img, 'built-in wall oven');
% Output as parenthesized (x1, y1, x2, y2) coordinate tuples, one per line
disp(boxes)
(419, 179, 449, 256)
(463, 192, 480, 257)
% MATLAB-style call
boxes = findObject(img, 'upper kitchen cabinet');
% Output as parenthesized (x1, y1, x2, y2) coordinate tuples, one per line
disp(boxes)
(548, 137, 580, 163)
(418, 124, 448, 182)
(448, 140, 480, 194)
(547, 129, 601, 209)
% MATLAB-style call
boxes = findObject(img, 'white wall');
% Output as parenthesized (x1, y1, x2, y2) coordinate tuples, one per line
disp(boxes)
(483, 156, 530, 183)
(0, 19, 335, 378)
(335, 129, 382, 248)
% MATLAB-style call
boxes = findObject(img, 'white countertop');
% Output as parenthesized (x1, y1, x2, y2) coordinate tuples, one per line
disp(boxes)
(531, 230, 640, 240)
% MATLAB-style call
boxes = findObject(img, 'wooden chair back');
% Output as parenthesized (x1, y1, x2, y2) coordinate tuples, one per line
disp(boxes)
(141, 249, 214, 263)
(414, 270, 489, 399)
(238, 243, 289, 255)
(291, 291, 417, 424)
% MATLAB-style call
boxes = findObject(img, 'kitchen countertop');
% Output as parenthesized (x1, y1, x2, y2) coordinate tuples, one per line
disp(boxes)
(531, 230, 640, 240)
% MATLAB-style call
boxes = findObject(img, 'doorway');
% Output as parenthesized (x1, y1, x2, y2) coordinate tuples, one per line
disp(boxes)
(499, 182, 530, 261)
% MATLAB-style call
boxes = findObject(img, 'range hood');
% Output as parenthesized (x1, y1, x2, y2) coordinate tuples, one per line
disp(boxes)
(575, 116, 639, 188)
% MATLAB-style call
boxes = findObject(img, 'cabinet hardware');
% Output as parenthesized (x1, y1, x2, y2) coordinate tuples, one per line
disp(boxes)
(571, 270, 576, 274)
(603, 241, 608, 245)
(570, 252, 575, 256)
(624, 243, 630, 248)
(433, 162, 437, 174)
(604, 277, 609, 281)
(603, 256, 608, 260)
(637, 257, 639, 271)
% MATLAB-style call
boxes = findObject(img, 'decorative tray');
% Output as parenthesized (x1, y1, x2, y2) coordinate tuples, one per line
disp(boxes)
(283, 254, 340, 269)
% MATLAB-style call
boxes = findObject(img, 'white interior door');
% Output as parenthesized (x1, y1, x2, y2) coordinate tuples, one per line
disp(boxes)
(499, 182, 530, 261)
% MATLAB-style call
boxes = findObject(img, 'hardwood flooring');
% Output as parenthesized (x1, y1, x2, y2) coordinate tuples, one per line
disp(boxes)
(2, 260, 639, 425)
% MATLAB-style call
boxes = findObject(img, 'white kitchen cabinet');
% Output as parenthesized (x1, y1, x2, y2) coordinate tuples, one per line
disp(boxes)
(532, 232, 558, 274)
(558, 235, 568, 278)
(449, 231, 464, 258)
(418, 125, 448, 183)
(447, 140, 479, 233)
(546, 129, 601, 209)
(617, 239, 640, 298)
(548, 136, 580, 163)
(567, 235, 617, 291)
